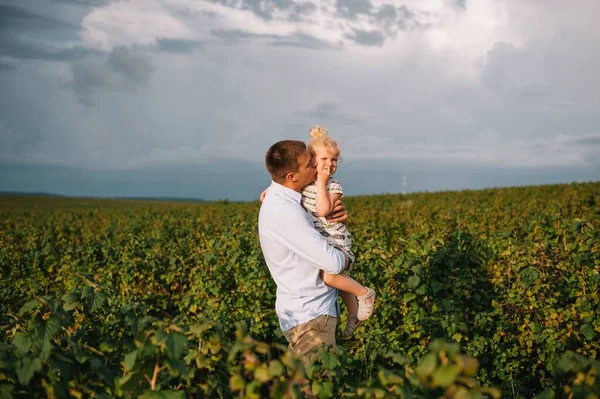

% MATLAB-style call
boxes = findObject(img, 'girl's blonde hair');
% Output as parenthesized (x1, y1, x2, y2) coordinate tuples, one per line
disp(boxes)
(307, 125, 341, 156)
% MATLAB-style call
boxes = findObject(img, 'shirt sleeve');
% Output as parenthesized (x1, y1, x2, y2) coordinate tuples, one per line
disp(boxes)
(327, 178, 344, 197)
(270, 204, 345, 274)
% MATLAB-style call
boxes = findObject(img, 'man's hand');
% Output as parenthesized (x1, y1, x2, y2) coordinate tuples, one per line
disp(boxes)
(325, 199, 348, 223)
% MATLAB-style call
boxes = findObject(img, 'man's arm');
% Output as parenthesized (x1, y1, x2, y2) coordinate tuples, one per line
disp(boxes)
(270, 205, 346, 274)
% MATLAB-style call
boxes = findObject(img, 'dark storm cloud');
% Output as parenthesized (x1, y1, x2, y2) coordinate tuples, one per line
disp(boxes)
(0, 34, 97, 61)
(51, 0, 110, 7)
(156, 38, 203, 53)
(0, 4, 78, 32)
(347, 29, 385, 46)
(106, 46, 154, 86)
(0, 61, 15, 71)
(69, 46, 154, 105)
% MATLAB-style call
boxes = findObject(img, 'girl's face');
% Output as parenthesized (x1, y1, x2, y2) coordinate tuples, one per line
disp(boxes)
(313, 144, 339, 176)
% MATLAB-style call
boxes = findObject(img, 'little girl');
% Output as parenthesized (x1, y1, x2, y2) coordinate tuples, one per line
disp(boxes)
(261, 126, 376, 337)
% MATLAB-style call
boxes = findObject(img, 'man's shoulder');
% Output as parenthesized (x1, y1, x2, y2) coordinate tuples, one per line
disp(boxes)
(260, 193, 302, 218)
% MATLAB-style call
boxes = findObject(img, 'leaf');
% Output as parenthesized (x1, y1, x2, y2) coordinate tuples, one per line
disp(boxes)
(254, 364, 271, 383)
(581, 324, 596, 341)
(165, 359, 189, 378)
(268, 360, 284, 377)
(123, 351, 138, 371)
(452, 333, 463, 343)
(12, 332, 31, 356)
(81, 286, 94, 299)
(19, 300, 39, 316)
(432, 365, 460, 387)
(90, 291, 108, 312)
(166, 332, 187, 359)
(416, 353, 437, 378)
(229, 375, 245, 391)
(117, 372, 143, 392)
(521, 267, 540, 288)
(411, 265, 423, 275)
(62, 292, 82, 311)
(407, 276, 421, 289)
(29, 315, 61, 342)
(319, 381, 334, 399)
(455, 355, 479, 376)
(0, 383, 15, 399)
(403, 293, 416, 303)
(16, 357, 42, 385)
(139, 390, 185, 399)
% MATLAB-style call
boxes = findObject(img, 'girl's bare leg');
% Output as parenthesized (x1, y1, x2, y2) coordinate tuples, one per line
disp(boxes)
(321, 272, 368, 337)
(339, 290, 358, 316)
(321, 272, 368, 297)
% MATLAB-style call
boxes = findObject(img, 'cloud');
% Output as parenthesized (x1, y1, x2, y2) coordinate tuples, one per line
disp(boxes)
(211, 29, 284, 41)
(0, 61, 15, 71)
(269, 32, 338, 49)
(343, 132, 600, 168)
(52, 0, 111, 7)
(347, 29, 385, 46)
(0, 34, 96, 61)
(0, 4, 78, 32)
(68, 45, 154, 105)
(208, 0, 294, 20)
(0, 0, 598, 199)
(288, 2, 317, 21)
(335, 0, 372, 20)
(80, 0, 193, 50)
(302, 102, 363, 125)
(156, 37, 203, 53)
(212, 29, 338, 49)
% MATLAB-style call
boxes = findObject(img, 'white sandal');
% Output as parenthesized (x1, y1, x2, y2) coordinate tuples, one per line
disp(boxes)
(341, 315, 362, 338)
(357, 287, 376, 321)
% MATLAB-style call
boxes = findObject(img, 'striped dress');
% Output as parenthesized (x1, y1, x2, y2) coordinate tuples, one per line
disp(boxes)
(301, 178, 355, 265)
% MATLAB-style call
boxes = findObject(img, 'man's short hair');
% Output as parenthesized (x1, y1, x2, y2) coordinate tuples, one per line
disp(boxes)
(265, 140, 307, 183)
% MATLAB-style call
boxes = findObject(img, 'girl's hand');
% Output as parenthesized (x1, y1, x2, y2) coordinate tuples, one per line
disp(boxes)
(317, 164, 330, 185)
(259, 188, 268, 202)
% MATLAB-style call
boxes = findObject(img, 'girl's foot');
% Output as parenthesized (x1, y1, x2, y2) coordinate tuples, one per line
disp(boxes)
(342, 314, 362, 338)
(357, 287, 376, 321)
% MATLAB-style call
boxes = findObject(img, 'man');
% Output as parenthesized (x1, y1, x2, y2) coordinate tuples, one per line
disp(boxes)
(258, 140, 350, 363)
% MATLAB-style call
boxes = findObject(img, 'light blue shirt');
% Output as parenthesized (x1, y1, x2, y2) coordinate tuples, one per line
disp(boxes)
(258, 181, 345, 332)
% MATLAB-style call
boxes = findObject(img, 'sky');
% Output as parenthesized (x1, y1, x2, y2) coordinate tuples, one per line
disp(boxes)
(0, 0, 598, 201)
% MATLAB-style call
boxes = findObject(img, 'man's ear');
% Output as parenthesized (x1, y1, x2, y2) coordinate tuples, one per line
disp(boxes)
(286, 172, 298, 183)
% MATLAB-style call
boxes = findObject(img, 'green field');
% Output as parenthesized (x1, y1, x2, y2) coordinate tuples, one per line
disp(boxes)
(1, 183, 599, 398)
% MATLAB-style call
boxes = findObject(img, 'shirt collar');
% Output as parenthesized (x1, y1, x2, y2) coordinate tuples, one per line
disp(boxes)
(269, 181, 302, 204)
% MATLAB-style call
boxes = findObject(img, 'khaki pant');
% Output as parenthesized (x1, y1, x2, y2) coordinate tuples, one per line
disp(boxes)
(283, 314, 337, 364)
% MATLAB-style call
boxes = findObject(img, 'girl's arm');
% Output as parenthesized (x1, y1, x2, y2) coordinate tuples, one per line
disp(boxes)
(316, 177, 342, 217)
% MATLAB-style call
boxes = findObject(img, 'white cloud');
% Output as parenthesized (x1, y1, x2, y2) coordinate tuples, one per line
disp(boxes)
(81, 0, 193, 50)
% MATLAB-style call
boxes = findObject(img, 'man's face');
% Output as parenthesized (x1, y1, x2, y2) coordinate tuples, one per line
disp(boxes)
(294, 150, 317, 188)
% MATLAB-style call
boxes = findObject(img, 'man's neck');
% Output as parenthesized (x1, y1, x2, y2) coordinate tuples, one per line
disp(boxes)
(279, 181, 302, 193)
